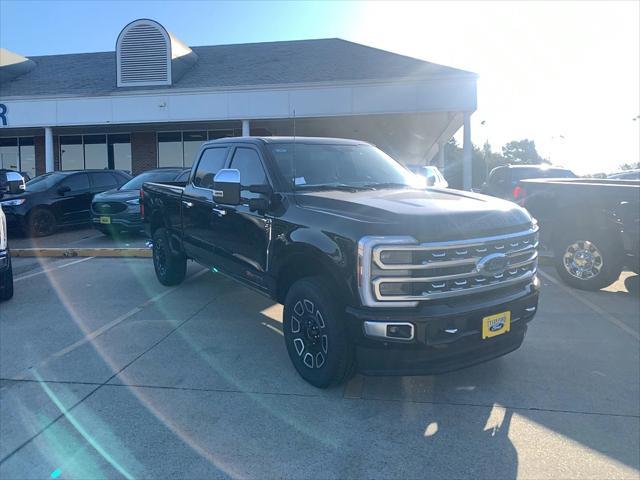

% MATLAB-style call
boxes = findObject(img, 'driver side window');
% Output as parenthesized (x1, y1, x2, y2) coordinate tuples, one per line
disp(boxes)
(230, 148, 268, 199)
(194, 148, 228, 189)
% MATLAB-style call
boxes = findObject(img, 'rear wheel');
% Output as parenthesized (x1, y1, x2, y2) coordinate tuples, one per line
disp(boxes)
(283, 277, 354, 388)
(554, 231, 623, 291)
(152, 227, 186, 286)
(28, 208, 56, 237)
(0, 253, 14, 301)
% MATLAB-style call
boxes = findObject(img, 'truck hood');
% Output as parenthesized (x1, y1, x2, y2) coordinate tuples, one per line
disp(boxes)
(294, 187, 533, 241)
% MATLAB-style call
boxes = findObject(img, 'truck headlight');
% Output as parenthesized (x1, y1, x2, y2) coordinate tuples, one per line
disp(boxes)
(0, 198, 26, 206)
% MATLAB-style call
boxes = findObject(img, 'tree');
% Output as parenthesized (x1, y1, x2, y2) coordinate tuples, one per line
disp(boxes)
(501, 139, 548, 165)
(619, 162, 640, 171)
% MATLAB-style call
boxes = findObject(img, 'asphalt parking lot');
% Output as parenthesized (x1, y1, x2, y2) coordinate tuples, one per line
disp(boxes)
(1, 255, 639, 479)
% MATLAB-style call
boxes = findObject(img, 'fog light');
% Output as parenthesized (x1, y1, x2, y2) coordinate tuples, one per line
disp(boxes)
(363, 321, 414, 341)
(387, 324, 413, 339)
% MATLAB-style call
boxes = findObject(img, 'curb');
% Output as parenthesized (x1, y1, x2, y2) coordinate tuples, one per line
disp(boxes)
(12, 248, 152, 258)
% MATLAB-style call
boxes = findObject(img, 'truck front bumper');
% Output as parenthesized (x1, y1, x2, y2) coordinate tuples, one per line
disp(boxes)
(346, 278, 540, 376)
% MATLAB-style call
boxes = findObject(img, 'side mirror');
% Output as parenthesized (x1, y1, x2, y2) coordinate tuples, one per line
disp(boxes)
(5, 171, 26, 194)
(57, 185, 71, 196)
(213, 169, 241, 205)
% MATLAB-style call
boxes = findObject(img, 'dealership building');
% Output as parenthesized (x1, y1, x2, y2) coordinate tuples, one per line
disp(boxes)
(0, 19, 477, 187)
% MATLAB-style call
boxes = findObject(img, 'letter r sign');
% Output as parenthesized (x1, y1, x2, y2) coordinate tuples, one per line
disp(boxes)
(0, 104, 7, 126)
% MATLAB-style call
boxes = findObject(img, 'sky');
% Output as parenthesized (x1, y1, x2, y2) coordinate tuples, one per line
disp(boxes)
(1, 0, 638, 174)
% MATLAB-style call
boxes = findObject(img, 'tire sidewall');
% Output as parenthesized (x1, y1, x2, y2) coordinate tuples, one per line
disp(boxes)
(554, 230, 622, 290)
(283, 277, 352, 388)
(152, 227, 186, 286)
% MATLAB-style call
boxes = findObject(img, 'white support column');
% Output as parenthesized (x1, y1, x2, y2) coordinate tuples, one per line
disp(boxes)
(437, 141, 445, 170)
(462, 112, 472, 190)
(241, 120, 250, 137)
(45, 127, 54, 173)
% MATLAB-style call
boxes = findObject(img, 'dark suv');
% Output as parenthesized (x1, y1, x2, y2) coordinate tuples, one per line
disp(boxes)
(0, 170, 131, 236)
(482, 165, 576, 201)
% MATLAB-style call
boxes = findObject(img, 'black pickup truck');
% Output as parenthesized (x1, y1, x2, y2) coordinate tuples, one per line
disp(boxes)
(518, 178, 640, 290)
(142, 137, 540, 387)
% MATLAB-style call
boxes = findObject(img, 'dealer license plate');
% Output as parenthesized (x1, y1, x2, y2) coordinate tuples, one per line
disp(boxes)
(99, 216, 111, 224)
(482, 311, 511, 339)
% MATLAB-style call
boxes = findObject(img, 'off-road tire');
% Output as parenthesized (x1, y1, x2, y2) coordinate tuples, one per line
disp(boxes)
(152, 227, 187, 286)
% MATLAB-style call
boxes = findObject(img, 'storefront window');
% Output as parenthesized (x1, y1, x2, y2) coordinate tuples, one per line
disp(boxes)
(183, 131, 207, 167)
(0, 138, 19, 171)
(84, 134, 108, 170)
(60, 135, 84, 170)
(19, 137, 36, 179)
(108, 134, 132, 172)
(158, 132, 183, 168)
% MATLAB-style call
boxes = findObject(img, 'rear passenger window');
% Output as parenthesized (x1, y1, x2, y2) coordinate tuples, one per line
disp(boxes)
(60, 173, 90, 192)
(91, 172, 118, 190)
(230, 148, 267, 199)
(194, 148, 228, 188)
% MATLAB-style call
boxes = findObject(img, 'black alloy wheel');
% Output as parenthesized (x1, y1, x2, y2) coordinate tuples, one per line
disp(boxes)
(283, 276, 354, 388)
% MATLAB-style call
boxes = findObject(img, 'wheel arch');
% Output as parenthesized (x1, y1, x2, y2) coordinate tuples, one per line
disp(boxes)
(274, 247, 353, 305)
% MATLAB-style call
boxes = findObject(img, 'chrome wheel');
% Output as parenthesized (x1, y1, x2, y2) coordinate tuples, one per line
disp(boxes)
(290, 299, 329, 369)
(563, 240, 603, 280)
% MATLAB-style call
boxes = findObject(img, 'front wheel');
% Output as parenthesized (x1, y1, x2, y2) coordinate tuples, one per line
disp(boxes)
(152, 227, 187, 286)
(554, 231, 623, 291)
(283, 277, 354, 388)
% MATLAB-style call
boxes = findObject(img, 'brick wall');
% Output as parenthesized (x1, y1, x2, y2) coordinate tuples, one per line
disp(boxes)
(131, 132, 157, 174)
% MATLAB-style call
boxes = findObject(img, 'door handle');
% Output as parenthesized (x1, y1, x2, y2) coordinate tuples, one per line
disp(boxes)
(211, 207, 227, 217)
(182, 201, 194, 208)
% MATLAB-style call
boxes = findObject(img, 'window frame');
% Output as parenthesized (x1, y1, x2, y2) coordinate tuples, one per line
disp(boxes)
(190, 146, 231, 191)
(228, 145, 274, 191)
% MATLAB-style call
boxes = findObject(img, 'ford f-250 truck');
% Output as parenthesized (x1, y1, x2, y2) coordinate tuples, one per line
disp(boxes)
(517, 177, 640, 290)
(142, 137, 540, 387)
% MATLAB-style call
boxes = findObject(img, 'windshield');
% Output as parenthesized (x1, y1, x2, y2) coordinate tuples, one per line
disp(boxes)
(267, 143, 423, 190)
(25, 172, 64, 192)
(119, 170, 184, 190)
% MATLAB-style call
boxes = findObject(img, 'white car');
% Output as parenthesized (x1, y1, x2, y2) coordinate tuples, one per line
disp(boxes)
(406, 165, 449, 188)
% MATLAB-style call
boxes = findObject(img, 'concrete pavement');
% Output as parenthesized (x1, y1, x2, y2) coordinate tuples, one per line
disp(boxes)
(1, 257, 638, 479)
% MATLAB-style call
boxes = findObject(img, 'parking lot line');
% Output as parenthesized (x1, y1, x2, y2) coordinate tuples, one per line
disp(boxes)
(538, 270, 640, 341)
(13, 257, 95, 282)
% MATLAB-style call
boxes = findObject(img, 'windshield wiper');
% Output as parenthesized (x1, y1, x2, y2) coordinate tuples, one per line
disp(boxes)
(296, 183, 374, 192)
(360, 182, 412, 190)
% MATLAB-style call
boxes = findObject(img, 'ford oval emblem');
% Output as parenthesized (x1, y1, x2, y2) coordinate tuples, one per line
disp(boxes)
(476, 253, 509, 276)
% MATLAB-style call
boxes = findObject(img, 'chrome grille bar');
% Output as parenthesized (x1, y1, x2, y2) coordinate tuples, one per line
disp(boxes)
(358, 226, 539, 306)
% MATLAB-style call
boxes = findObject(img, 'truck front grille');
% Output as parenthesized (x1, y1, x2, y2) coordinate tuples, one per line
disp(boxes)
(358, 227, 538, 307)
